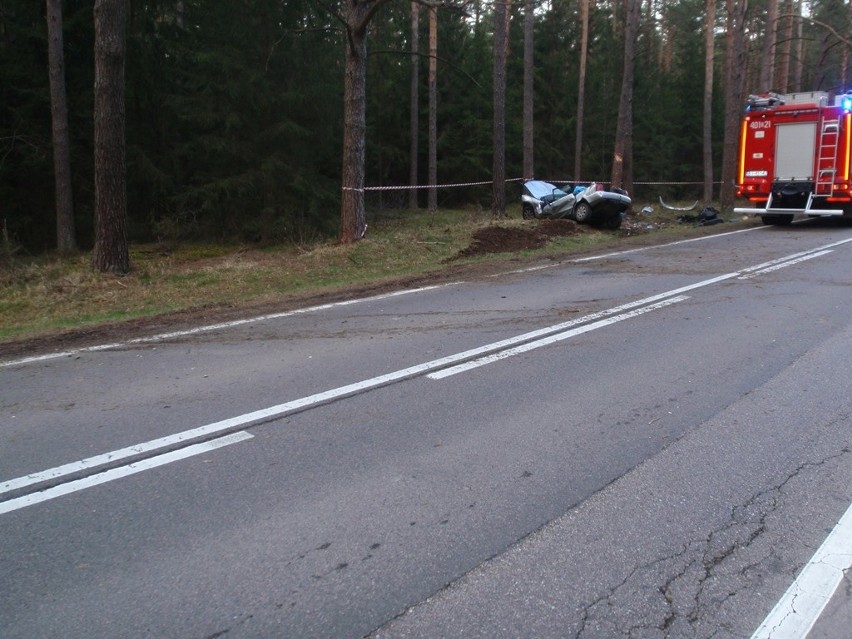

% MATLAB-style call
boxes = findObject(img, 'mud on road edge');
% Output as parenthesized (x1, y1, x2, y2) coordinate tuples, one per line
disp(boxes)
(0, 218, 743, 362)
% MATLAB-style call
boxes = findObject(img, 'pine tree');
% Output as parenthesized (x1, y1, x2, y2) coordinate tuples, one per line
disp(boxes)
(47, 0, 76, 253)
(92, 0, 129, 274)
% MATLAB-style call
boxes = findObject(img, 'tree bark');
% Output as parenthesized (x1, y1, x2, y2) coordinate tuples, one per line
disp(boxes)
(338, 0, 395, 242)
(92, 0, 129, 274)
(47, 0, 76, 254)
(719, 0, 749, 210)
(428, 5, 437, 213)
(522, 0, 534, 180)
(574, 0, 589, 182)
(791, 0, 803, 91)
(759, 0, 778, 90)
(340, 3, 370, 242)
(610, 0, 640, 193)
(408, 1, 420, 210)
(491, 0, 511, 217)
(703, 0, 716, 204)
(776, 0, 793, 92)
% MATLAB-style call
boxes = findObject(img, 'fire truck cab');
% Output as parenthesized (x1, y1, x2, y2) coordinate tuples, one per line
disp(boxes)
(734, 90, 852, 225)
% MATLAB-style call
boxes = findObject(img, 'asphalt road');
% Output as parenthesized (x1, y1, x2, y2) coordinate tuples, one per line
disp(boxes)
(2, 220, 852, 638)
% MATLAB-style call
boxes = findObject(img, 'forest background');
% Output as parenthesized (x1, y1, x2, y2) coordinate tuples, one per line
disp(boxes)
(1, 0, 850, 262)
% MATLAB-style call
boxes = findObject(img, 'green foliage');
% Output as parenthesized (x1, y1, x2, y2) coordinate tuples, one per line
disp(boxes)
(127, 0, 342, 244)
(3, 0, 840, 254)
(807, 0, 852, 93)
(0, 1, 54, 251)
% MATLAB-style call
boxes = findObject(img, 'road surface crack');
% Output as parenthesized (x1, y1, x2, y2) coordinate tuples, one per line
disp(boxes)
(574, 445, 851, 638)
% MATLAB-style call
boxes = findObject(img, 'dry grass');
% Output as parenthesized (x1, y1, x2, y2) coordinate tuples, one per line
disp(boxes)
(0, 205, 752, 344)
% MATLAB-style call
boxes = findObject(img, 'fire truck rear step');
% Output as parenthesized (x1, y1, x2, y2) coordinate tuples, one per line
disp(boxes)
(733, 191, 845, 217)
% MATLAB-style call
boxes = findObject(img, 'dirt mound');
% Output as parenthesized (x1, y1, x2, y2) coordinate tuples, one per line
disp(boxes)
(450, 220, 581, 260)
(537, 219, 583, 237)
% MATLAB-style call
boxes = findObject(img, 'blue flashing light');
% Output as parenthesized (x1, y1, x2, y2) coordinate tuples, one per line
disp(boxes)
(843, 96, 852, 112)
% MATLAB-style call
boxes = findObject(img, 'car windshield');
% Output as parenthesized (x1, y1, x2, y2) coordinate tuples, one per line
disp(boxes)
(524, 180, 569, 201)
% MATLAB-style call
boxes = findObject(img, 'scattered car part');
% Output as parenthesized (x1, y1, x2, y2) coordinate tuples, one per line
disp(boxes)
(659, 197, 699, 211)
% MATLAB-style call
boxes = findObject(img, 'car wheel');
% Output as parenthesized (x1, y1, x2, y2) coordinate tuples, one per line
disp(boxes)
(522, 203, 536, 219)
(573, 202, 592, 224)
(602, 214, 622, 230)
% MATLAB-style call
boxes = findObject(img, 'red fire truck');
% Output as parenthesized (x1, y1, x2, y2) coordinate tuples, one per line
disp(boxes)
(734, 91, 852, 225)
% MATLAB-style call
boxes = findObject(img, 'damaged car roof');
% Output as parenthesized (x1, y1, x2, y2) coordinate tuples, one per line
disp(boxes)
(523, 180, 568, 199)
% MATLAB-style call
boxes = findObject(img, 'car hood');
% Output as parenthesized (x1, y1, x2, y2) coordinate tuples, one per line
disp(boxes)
(523, 180, 561, 200)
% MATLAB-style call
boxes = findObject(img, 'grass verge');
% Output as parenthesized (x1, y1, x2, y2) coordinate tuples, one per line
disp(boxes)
(0, 205, 755, 346)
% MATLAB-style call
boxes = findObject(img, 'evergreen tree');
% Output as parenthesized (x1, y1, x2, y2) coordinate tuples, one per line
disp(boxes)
(47, 0, 77, 253)
(806, 0, 852, 92)
(492, 0, 510, 217)
(92, 0, 129, 274)
(610, 0, 641, 192)
(1, 0, 763, 253)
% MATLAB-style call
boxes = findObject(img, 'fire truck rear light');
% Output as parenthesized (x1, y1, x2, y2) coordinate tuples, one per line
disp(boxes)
(827, 197, 851, 203)
(748, 196, 768, 203)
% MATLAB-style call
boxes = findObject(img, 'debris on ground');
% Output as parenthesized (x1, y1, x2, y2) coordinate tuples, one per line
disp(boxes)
(449, 220, 581, 261)
(619, 218, 660, 235)
(659, 197, 699, 211)
(678, 206, 724, 226)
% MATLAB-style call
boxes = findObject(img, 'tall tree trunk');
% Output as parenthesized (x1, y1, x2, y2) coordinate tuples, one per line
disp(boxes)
(776, 0, 793, 92)
(574, 0, 589, 182)
(92, 0, 129, 274)
(791, 0, 803, 91)
(661, 10, 674, 73)
(703, 0, 716, 204)
(338, 0, 394, 241)
(408, 2, 420, 210)
(720, 0, 749, 210)
(492, 0, 511, 217)
(759, 0, 778, 89)
(46, 0, 76, 254)
(428, 5, 437, 213)
(340, 4, 370, 242)
(522, 0, 534, 180)
(610, 0, 640, 193)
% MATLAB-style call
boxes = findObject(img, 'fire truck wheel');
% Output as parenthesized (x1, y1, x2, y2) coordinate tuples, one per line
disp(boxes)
(573, 202, 593, 224)
(761, 214, 793, 226)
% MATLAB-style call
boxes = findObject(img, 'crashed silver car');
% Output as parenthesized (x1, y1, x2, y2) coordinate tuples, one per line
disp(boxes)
(521, 180, 631, 229)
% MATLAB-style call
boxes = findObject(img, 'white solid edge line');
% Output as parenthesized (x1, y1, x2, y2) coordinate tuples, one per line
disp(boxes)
(6, 228, 848, 370)
(497, 227, 764, 275)
(750, 500, 852, 639)
(2, 239, 847, 497)
(0, 286, 446, 368)
(571, 226, 763, 262)
(0, 276, 738, 497)
(429, 295, 688, 379)
(0, 297, 684, 507)
(0, 431, 254, 515)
